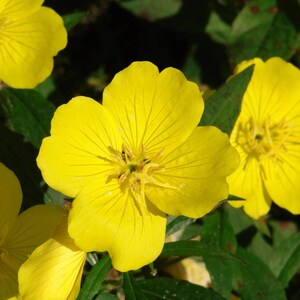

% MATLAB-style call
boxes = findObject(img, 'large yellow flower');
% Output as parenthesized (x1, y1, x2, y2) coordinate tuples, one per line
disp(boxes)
(0, 163, 64, 299)
(18, 214, 86, 300)
(37, 61, 239, 271)
(0, 0, 67, 88)
(228, 57, 300, 219)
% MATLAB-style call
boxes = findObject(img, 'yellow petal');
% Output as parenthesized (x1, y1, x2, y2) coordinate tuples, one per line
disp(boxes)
(0, 205, 63, 299)
(19, 215, 86, 300)
(103, 61, 203, 156)
(145, 126, 239, 218)
(0, 7, 67, 88)
(2, 204, 64, 267)
(68, 177, 166, 272)
(263, 149, 300, 214)
(227, 156, 271, 219)
(0, 163, 21, 240)
(37, 96, 123, 198)
(0, 259, 19, 300)
(0, 0, 43, 18)
(234, 57, 300, 124)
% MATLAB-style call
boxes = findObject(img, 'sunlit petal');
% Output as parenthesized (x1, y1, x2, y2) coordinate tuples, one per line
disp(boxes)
(37, 96, 123, 198)
(0, 7, 67, 88)
(0, 0, 43, 17)
(103, 61, 203, 156)
(145, 127, 239, 218)
(68, 177, 166, 272)
(263, 148, 300, 214)
(228, 156, 271, 219)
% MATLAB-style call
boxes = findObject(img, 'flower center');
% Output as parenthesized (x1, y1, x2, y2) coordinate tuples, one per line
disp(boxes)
(99, 144, 178, 201)
(236, 117, 291, 160)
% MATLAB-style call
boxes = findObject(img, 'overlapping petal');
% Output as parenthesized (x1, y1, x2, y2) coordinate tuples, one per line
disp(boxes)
(103, 61, 203, 156)
(0, 205, 64, 299)
(68, 176, 166, 272)
(146, 127, 240, 218)
(0, 163, 21, 240)
(37, 97, 123, 198)
(19, 215, 86, 300)
(228, 156, 271, 219)
(0, 6, 67, 88)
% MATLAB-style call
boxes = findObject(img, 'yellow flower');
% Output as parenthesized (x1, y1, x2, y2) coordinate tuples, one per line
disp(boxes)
(228, 57, 300, 219)
(18, 214, 86, 300)
(0, 163, 64, 299)
(37, 61, 239, 271)
(0, 0, 67, 88)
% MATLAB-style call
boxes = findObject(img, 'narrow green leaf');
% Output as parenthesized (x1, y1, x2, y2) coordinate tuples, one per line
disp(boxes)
(232, 247, 286, 300)
(77, 254, 112, 300)
(199, 65, 254, 135)
(123, 272, 146, 300)
(166, 216, 197, 236)
(119, 0, 182, 21)
(201, 211, 237, 298)
(63, 12, 85, 31)
(138, 278, 226, 299)
(0, 88, 55, 148)
(269, 232, 300, 287)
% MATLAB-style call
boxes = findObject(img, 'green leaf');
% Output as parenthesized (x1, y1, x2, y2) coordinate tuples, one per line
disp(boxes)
(247, 232, 274, 266)
(161, 241, 244, 265)
(137, 278, 226, 299)
(205, 11, 231, 44)
(118, 0, 182, 21)
(63, 12, 85, 31)
(0, 88, 55, 148)
(269, 232, 300, 287)
(43, 186, 66, 206)
(199, 65, 254, 135)
(270, 220, 298, 248)
(95, 294, 118, 300)
(0, 124, 44, 210)
(201, 211, 237, 298)
(166, 216, 197, 236)
(228, 0, 298, 64)
(224, 204, 254, 235)
(77, 254, 112, 300)
(35, 77, 56, 98)
(123, 272, 146, 300)
(232, 247, 286, 300)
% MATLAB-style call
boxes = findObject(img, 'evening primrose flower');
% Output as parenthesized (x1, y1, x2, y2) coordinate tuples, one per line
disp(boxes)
(37, 61, 239, 271)
(0, 163, 64, 299)
(0, 0, 67, 88)
(228, 57, 300, 219)
(19, 214, 86, 300)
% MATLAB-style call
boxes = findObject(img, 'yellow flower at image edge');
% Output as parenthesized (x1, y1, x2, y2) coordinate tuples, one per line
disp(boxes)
(0, 0, 67, 88)
(0, 163, 64, 299)
(228, 57, 300, 219)
(18, 214, 86, 300)
(37, 61, 239, 271)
